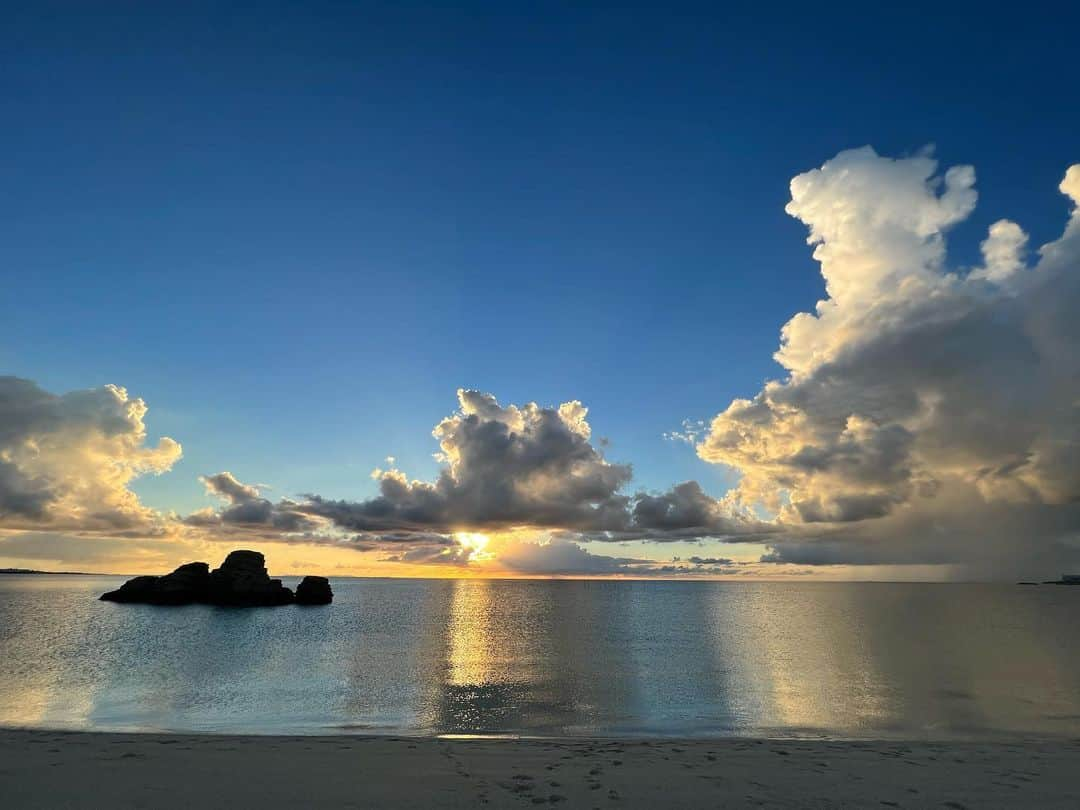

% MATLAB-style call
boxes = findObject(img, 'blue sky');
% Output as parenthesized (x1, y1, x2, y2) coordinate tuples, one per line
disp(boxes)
(4, 1, 1078, 524)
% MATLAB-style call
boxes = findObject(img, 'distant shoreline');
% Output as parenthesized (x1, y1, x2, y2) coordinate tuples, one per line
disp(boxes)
(2, 729, 1077, 808)
(5, 569, 1080, 584)
(0, 569, 98, 576)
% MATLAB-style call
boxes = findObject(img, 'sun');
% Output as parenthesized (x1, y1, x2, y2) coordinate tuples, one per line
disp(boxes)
(454, 532, 493, 560)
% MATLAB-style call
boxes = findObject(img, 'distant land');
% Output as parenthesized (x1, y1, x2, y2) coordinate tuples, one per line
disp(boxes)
(0, 568, 97, 575)
(1017, 575, 1080, 585)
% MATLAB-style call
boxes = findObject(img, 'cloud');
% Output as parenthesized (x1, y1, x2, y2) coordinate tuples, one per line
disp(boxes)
(185, 471, 319, 532)
(695, 146, 1080, 575)
(631, 480, 744, 534)
(297, 389, 757, 541)
(0, 531, 192, 569)
(492, 536, 648, 575)
(663, 419, 707, 446)
(201, 471, 261, 503)
(381, 543, 473, 566)
(299, 390, 634, 533)
(0, 377, 181, 532)
(685, 556, 735, 566)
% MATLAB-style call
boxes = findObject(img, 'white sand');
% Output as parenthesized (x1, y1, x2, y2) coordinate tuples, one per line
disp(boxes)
(2, 729, 1078, 808)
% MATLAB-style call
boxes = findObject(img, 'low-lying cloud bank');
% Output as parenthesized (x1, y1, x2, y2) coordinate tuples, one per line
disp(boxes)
(4, 146, 1079, 578)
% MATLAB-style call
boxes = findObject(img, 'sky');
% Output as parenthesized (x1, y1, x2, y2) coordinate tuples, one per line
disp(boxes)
(2, 2, 1079, 579)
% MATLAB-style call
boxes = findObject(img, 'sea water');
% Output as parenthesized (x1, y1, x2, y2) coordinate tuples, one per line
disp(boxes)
(1, 575, 1078, 738)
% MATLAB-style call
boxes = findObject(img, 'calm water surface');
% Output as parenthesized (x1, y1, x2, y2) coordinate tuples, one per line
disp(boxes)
(1, 576, 1078, 738)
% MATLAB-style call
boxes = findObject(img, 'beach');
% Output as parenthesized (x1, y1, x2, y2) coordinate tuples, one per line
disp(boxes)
(2, 730, 1078, 809)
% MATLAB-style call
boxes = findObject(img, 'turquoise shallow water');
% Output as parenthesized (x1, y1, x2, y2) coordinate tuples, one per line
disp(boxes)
(1, 575, 1078, 738)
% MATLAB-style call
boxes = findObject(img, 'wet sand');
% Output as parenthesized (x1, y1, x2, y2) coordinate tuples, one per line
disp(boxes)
(2, 729, 1078, 808)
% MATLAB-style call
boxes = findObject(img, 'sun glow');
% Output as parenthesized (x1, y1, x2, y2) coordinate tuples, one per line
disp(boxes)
(454, 532, 493, 560)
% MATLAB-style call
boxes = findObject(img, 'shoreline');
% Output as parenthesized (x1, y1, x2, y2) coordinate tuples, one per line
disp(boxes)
(3, 722, 1078, 743)
(3, 729, 1079, 808)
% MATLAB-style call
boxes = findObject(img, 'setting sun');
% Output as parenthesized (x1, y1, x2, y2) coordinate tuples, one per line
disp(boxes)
(453, 532, 492, 559)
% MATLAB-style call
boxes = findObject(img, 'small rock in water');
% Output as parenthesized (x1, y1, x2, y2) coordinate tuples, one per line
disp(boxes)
(295, 575, 333, 605)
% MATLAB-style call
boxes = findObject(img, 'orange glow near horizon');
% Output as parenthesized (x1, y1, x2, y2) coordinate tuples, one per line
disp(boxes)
(0, 529, 959, 582)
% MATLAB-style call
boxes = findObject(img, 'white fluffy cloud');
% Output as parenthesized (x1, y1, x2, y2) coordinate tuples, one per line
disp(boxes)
(0, 377, 181, 531)
(697, 147, 1080, 574)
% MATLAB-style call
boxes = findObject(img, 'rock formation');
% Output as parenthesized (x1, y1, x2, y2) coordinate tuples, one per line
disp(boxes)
(295, 575, 333, 605)
(206, 550, 293, 606)
(99, 550, 331, 607)
(98, 562, 210, 606)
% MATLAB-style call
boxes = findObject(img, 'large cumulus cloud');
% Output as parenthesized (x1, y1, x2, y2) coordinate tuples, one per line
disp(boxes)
(296, 389, 756, 541)
(0, 376, 181, 531)
(301, 390, 633, 533)
(697, 147, 1080, 574)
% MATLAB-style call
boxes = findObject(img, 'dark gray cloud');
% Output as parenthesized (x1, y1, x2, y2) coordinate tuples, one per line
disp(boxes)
(632, 481, 732, 531)
(0, 460, 53, 520)
(294, 390, 761, 542)
(685, 556, 735, 566)
(297, 391, 635, 534)
(186, 471, 318, 533)
(201, 472, 261, 503)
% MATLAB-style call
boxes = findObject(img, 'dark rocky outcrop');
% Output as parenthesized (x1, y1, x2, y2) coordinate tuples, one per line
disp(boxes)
(100, 574, 169, 604)
(205, 550, 293, 606)
(295, 575, 333, 605)
(99, 550, 328, 607)
(99, 562, 210, 605)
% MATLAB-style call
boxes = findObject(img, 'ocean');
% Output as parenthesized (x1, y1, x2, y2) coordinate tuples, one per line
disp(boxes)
(1, 575, 1078, 739)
